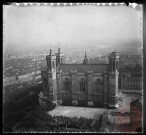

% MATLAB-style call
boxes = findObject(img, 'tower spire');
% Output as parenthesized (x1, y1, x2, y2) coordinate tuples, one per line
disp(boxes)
(83, 50, 88, 64)
(50, 43, 52, 55)
(58, 42, 60, 54)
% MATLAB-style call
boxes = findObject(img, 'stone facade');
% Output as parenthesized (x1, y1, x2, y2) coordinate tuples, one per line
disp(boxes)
(120, 72, 142, 93)
(39, 48, 119, 109)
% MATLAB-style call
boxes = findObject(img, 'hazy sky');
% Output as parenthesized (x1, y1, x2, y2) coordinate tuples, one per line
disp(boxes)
(3, 5, 142, 50)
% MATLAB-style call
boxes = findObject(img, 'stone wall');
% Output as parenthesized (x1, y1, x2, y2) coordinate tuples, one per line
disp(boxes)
(59, 72, 105, 107)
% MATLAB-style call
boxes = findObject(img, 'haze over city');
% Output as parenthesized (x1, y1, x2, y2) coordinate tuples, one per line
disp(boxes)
(4, 5, 142, 51)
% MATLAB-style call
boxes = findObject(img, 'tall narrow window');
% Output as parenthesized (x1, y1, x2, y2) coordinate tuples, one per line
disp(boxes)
(61, 58, 63, 63)
(67, 81, 70, 90)
(49, 61, 51, 69)
(116, 61, 118, 71)
(113, 61, 115, 71)
(80, 78, 85, 92)
(96, 86, 98, 92)
(95, 79, 98, 93)
(80, 82, 82, 91)
(83, 80, 85, 92)
(95, 79, 102, 93)
(57, 58, 60, 64)
(64, 78, 70, 91)
(64, 81, 66, 91)
(99, 96, 101, 101)
(52, 61, 55, 68)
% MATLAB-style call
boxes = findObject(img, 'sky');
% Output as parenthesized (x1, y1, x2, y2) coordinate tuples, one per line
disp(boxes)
(3, 4, 143, 51)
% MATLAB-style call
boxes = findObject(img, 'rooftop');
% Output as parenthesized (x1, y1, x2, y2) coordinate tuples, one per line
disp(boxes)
(58, 64, 108, 73)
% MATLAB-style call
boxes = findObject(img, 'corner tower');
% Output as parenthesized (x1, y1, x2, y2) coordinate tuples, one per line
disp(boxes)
(45, 48, 58, 105)
(108, 51, 119, 108)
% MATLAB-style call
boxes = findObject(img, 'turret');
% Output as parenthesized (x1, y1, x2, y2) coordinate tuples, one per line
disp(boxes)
(56, 47, 64, 67)
(45, 47, 58, 104)
(46, 49, 56, 72)
(108, 51, 119, 108)
(39, 45, 58, 110)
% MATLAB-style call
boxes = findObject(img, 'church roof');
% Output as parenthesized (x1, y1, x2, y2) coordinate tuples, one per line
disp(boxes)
(58, 64, 108, 73)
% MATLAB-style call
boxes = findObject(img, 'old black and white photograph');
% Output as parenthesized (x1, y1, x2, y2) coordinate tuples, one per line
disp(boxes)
(3, 3, 143, 133)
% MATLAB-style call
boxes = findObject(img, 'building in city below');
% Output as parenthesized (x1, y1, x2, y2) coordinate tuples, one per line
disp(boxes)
(120, 72, 142, 94)
(39, 48, 119, 108)
(83, 51, 89, 64)
(130, 97, 142, 132)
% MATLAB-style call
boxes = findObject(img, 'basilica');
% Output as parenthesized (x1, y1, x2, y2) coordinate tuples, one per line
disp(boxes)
(39, 48, 119, 108)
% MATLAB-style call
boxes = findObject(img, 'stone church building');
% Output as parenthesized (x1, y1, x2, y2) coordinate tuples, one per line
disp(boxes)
(39, 48, 119, 108)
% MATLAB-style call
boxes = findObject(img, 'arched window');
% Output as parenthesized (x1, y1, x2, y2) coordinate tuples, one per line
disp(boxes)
(48, 61, 51, 69)
(116, 61, 118, 70)
(61, 58, 63, 63)
(80, 78, 85, 92)
(95, 79, 102, 93)
(52, 61, 55, 68)
(95, 79, 100, 85)
(95, 79, 98, 93)
(96, 85, 98, 92)
(99, 95, 102, 101)
(98, 86, 100, 93)
(64, 78, 70, 91)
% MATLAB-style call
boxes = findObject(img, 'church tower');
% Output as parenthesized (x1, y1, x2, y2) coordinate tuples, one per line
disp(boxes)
(56, 47, 64, 67)
(108, 51, 119, 108)
(83, 51, 89, 64)
(46, 48, 58, 105)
